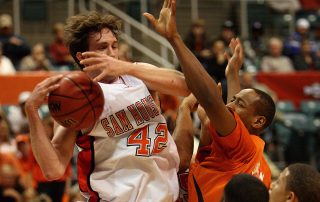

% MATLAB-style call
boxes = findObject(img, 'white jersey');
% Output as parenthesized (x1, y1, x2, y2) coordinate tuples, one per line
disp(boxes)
(76, 75, 180, 202)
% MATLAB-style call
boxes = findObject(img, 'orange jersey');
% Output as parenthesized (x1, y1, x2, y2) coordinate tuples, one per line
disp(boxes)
(188, 111, 271, 202)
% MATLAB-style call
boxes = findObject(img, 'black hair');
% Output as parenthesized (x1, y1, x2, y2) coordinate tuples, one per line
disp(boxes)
(222, 174, 269, 202)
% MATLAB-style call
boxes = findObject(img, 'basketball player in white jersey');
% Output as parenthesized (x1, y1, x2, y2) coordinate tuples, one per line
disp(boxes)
(25, 5, 190, 202)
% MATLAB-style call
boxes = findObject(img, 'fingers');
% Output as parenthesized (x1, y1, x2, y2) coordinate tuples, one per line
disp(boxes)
(224, 51, 230, 60)
(92, 73, 105, 82)
(197, 106, 208, 123)
(80, 57, 101, 66)
(143, 13, 157, 28)
(37, 74, 63, 89)
(236, 38, 244, 57)
(217, 82, 223, 98)
(47, 83, 61, 93)
(81, 51, 101, 58)
(229, 38, 236, 53)
(235, 45, 241, 56)
(171, 0, 176, 16)
(183, 93, 199, 111)
(168, 0, 172, 8)
(163, 0, 169, 8)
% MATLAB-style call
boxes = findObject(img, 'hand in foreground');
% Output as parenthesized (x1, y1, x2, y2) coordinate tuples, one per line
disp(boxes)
(225, 38, 244, 76)
(26, 74, 63, 110)
(143, 0, 178, 41)
(181, 93, 199, 112)
(80, 51, 128, 82)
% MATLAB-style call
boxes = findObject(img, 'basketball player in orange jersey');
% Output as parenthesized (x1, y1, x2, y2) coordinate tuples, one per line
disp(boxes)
(142, 0, 276, 201)
(24, 5, 190, 202)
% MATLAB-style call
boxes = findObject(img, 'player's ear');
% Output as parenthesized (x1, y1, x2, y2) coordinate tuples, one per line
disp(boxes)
(286, 191, 296, 202)
(252, 115, 266, 130)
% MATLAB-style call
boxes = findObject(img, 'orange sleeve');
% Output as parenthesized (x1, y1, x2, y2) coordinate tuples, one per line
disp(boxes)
(195, 145, 211, 163)
(208, 112, 256, 162)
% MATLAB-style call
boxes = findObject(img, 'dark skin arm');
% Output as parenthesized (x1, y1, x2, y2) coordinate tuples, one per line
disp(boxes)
(225, 38, 244, 103)
(144, 0, 236, 136)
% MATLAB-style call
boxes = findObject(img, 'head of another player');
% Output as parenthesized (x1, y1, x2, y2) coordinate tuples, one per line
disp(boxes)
(64, 11, 122, 78)
(221, 173, 269, 202)
(226, 88, 275, 135)
(269, 163, 320, 202)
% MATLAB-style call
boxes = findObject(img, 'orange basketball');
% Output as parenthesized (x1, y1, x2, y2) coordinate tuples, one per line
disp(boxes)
(48, 71, 104, 130)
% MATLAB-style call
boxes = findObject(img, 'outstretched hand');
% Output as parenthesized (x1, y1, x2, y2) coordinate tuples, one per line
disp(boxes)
(225, 38, 244, 76)
(143, 0, 178, 41)
(26, 74, 63, 110)
(80, 51, 128, 82)
(181, 93, 199, 112)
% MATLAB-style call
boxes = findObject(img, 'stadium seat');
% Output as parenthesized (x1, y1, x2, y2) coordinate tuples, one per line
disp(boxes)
(300, 100, 320, 117)
(276, 100, 296, 113)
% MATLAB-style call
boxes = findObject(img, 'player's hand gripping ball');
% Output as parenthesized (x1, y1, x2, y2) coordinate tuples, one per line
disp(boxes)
(48, 71, 104, 130)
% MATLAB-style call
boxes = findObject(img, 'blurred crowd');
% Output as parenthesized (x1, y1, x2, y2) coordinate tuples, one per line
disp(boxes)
(0, 7, 320, 202)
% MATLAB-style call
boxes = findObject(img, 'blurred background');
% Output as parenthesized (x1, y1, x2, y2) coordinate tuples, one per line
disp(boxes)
(0, 0, 319, 201)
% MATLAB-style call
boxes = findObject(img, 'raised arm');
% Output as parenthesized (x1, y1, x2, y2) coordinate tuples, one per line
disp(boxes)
(80, 52, 190, 97)
(144, 0, 236, 136)
(25, 75, 76, 180)
(225, 38, 244, 103)
(173, 94, 198, 172)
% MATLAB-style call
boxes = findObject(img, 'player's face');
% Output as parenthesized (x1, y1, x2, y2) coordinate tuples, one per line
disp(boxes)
(88, 28, 119, 58)
(269, 168, 292, 202)
(226, 89, 260, 131)
(86, 28, 119, 80)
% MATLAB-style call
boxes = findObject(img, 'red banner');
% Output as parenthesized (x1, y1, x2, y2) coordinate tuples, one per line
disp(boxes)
(256, 71, 320, 108)
(0, 72, 58, 105)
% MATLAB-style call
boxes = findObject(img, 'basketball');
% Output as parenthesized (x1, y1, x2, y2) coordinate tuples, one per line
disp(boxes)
(48, 71, 104, 130)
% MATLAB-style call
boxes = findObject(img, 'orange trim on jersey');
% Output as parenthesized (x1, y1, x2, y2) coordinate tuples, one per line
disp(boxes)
(188, 111, 271, 202)
(76, 133, 100, 202)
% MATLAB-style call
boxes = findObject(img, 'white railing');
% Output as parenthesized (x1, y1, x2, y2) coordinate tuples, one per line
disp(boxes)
(70, 0, 178, 68)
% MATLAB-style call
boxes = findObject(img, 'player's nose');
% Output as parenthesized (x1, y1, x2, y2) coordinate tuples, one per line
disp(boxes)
(226, 102, 236, 111)
(106, 46, 116, 58)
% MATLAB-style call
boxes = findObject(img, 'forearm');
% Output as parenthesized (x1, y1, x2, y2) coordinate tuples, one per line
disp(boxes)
(168, 35, 220, 109)
(173, 104, 194, 172)
(25, 105, 66, 180)
(226, 67, 241, 103)
(127, 62, 190, 96)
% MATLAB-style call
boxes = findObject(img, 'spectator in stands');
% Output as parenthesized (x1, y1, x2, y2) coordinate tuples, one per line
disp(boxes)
(260, 37, 295, 72)
(0, 163, 23, 202)
(313, 23, 320, 51)
(201, 39, 228, 103)
(269, 163, 320, 202)
(0, 109, 15, 154)
(243, 21, 267, 72)
(292, 39, 320, 70)
(265, 0, 301, 13)
(15, 135, 32, 178)
(0, 41, 15, 75)
(20, 43, 54, 71)
(202, 39, 228, 82)
(184, 19, 208, 60)
(0, 14, 31, 69)
(284, 18, 313, 59)
(49, 22, 74, 70)
(221, 173, 269, 202)
(217, 20, 236, 46)
(240, 71, 277, 101)
(7, 91, 31, 135)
